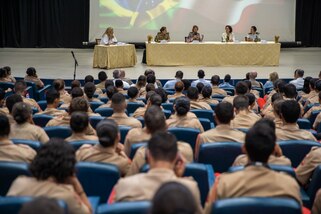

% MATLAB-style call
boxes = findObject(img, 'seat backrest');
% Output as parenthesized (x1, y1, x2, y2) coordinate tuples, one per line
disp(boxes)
(89, 102, 104, 112)
(33, 114, 54, 127)
(310, 110, 321, 125)
(209, 104, 217, 111)
(211, 197, 301, 214)
(190, 109, 215, 123)
(11, 139, 41, 152)
(163, 109, 172, 119)
(127, 102, 145, 115)
(96, 201, 151, 214)
(130, 143, 147, 159)
(95, 107, 114, 117)
(43, 126, 72, 139)
(278, 140, 321, 167)
(161, 103, 174, 113)
(37, 100, 47, 111)
(0, 82, 15, 90)
(89, 116, 104, 129)
(198, 118, 212, 131)
(0, 161, 31, 196)
(69, 140, 99, 151)
(307, 165, 321, 205)
(197, 142, 243, 173)
(119, 126, 132, 144)
(168, 127, 200, 153)
(99, 97, 108, 104)
(297, 118, 312, 130)
(136, 117, 145, 127)
(76, 162, 120, 203)
(212, 94, 226, 99)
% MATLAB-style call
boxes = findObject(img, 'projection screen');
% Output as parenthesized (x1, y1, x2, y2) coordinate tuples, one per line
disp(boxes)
(89, 0, 296, 42)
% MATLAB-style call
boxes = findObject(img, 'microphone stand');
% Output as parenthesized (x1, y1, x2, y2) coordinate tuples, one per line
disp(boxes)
(71, 51, 78, 80)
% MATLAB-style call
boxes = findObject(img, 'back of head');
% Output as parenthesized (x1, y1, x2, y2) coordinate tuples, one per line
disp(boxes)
(6, 94, 23, 113)
(303, 76, 312, 94)
(174, 81, 184, 92)
(245, 119, 276, 163)
(187, 87, 199, 100)
(46, 89, 60, 105)
(147, 74, 156, 84)
(273, 99, 285, 118)
(310, 78, 318, 90)
(296, 69, 304, 78)
(146, 91, 156, 102)
(26, 67, 36, 76)
(105, 80, 114, 89)
(196, 82, 204, 93)
(149, 93, 162, 107)
(12, 102, 32, 124)
(235, 81, 249, 95)
(98, 71, 107, 82)
(245, 93, 256, 106)
(224, 74, 231, 83)
(113, 70, 120, 79)
(111, 93, 126, 112)
(137, 75, 147, 87)
(115, 79, 124, 88)
(197, 70, 205, 79)
(0, 114, 10, 138)
(182, 79, 191, 91)
(175, 70, 183, 79)
(19, 197, 64, 214)
(71, 80, 81, 89)
(269, 72, 279, 82)
(201, 85, 212, 98)
(283, 84, 297, 99)
(96, 119, 118, 147)
(146, 83, 156, 93)
(151, 181, 197, 214)
(120, 70, 126, 78)
(85, 75, 95, 83)
(233, 95, 249, 110)
(271, 93, 283, 103)
(148, 132, 177, 162)
(144, 105, 166, 133)
(14, 80, 27, 94)
(84, 82, 96, 99)
(106, 86, 117, 99)
(316, 80, 321, 92)
(244, 80, 252, 90)
(127, 86, 139, 99)
(249, 71, 257, 79)
(69, 97, 89, 114)
(211, 75, 220, 85)
(273, 79, 283, 90)
(276, 81, 286, 93)
(30, 139, 75, 183)
(155, 88, 168, 103)
(144, 69, 155, 76)
(215, 102, 234, 124)
(71, 87, 84, 99)
(281, 100, 300, 123)
(53, 79, 65, 91)
(175, 97, 190, 116)
(70, 112, 89, 133)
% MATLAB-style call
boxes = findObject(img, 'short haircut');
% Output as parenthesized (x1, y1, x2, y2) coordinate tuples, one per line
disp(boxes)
(151, 182, 197, 214)
(53, 79, 65, 91)
(14, 80, 27, 94)
(155, 88, 168, 103)
(144, 106, 166, 134)
(244, 80, 252, 90)
(182, 79, 191, 91)
(175, 70, 183, 79)
(273, 79, 283, 90)
(174, 81, 184, 92)
(111, 93, 126, 112)
(147, 74, 156, 84)
(6, 94, 23, 113)
(224, 74, 231, 83)
(30, 139, 75, 183)
(187, 87, 199, 100)
(106, 86, 117, 99)
(197, 70, 205, 78)
(19, 197, 64, 214)
(71, 87, 83, 99)
(296, 69, 304, 77)
(115, 79, 123, 88)
(235, 81, 249, 95)
(310, 78, 318, 90)
(84, 82, 96, 99)
(98, 71, 107, 82)
(105, 80, 114, 89)
(71, 80, 81, 89)
(211, 75, 220, 85)
(127, 86, 139, 99)
(70, 112, 89, 133)
(148, 132, 178, 162)
(0, 114, 10, 137)
(233, 95, 249, 110)
(26, 67, 36, 76)
(271, 93, 283, 103)
(149, 93, 162, 106)
(245, 93, 256, 106)
(174, 97, 190, 116)
(215, 102, 234, 124)
(281, 100, 300, 123)
(273, 99, 284, 118)
(144, 69, 155, 76)
(96, 119, 118, 147)
(84, 75, 94, 83)
(12, 102, 32, 124)
(137, 75, 147, 88)
(276, 81, 286, 93)
(146, 83, 156, 92)
(69, 97, 89, 114)
(316, 80, 321, 92)
(201, 85, 212, 98)
(245, 119, 276, 163)
(146, 91, 156, 101)
(283, 84, 297, 99)
(196, 82, 204, 93)
(113, 70, 120, 78)
(46, 89, 60, 104)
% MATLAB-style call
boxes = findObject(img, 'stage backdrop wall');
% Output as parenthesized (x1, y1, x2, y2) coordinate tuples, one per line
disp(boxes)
(0, 0, 89, 48)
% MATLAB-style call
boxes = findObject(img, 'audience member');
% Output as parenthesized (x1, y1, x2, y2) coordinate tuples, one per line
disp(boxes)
(14, 80, 42, 112)
(211, 75, 227, 96)
(96, 71, 108, 90)
(0, 67, 13, 82)
(306, 80, 321, 106)
(59, 86, 84, 109)
(19, 197, 64, 214)
(3, 66, 16, 82)
(5, 94, 23, 124)
(120, 70, 133, 85)
(200, 85, 219, 105)
(263, 72, 279, 89)
(35, 89, 65, 116)
(191, 70, 211, 87)
(182, 79, 191, 92)
(144, 69, 162, 88)
(0, 88, 8, 114)
(222, 81, 249, 104)
(97, 86, 117, 108)
(262, 93, 283, 120)
(186, 87, 211, 110)
(132, 92, 162, 118)
(299, 76, 313, 102)
(84, 75, 103, 95)
(24, 67, 44, 89)
(127, 86, 145, 105)
(134, 75, 147, 97)
(113, 70, 130, 88)
(115, 79, 127, 95)
(219, 74, 234, 88)
(155, 88, 168, 103)
(304, 92, 321, 119)
(53, 79, 71, 104)
(168, 81, 185, 99)
(84, 82, 101, 102)
(290, 69, 304, 89)
(163, 70, 184, 89)
(71, 80, 81, 89)
(249, 71, 262, 88)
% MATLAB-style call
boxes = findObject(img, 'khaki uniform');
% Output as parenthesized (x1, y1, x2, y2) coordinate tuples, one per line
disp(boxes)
(222, 96, 235, 104)
(76, 144, 131, 176)
(314, 112, 321, 129)
(168, 92, 185, 99)
(22, 97, 41, 112)
(84, 95, 101, 103)
(274, 117, 283, 128)
(97, 101, 112, 109)
(250, 80, 263, 88)
(0, 107, 9, 115)
(304, 105, 321, 119)
(124, 128, 150, 157)
(9, 122, 49, 144)
(296, 147, 321, 186)
(0, 139, 36, 163)
(263, 90, 277, 110)
(312, 189, 321, 214)
(200, 98, 219, 105)
(96, 82, 106, 90)
(7, 176, 90, 214)
(233, 154, 292, 167)
(108, 113, 142, 128)
(115, 168, 202, 214)
(60, 91, 72, 104)
(276, 124, 317, 141)
(190, 100, 212, 110)
(212, 86, 227, 96)
(126, 141, 193, 176)
(65, 133, 98, 142)
(167, 114, 204, 132)
(231, 111, 261, 129)
(0, 77, 13, 82)
(24, 75, 43, 88)
(127, 99, 145, 106)
(262, 103, 273, 118)
(35, 107, 66, 117)
(138, 87, 147, 98)
(132, 106, 147, 118)
(154, 32, 170, 42)
(307, 91, 319, 105)
(117, 88, 127, 95)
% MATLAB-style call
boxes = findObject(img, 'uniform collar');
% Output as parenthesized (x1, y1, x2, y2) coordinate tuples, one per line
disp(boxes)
(0, 139, 13, 146)
(111, 112, 128, 118)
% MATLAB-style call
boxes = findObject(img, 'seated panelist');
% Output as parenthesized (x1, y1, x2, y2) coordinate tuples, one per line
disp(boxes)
(100, 27, 117, 45)
(246, 26, 261, 42)
(154, 26, 170, 42)
(187, 25, 202, 42)
(221, 25, 235, 42)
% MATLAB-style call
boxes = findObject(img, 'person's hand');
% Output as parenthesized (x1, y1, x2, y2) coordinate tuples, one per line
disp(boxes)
(174, 153, 186, 177)
(115, 143, 124, 154)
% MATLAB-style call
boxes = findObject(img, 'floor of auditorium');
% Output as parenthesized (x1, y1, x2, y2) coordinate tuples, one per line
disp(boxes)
(0, 47, 321, 80)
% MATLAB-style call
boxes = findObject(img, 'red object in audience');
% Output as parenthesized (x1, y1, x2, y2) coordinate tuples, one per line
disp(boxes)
(302, 206, 311, 214)
(257, 98, 266, 109)
(107, 187, 116, 204)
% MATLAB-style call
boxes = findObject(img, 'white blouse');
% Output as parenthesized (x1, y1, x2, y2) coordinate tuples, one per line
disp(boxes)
(221, 32, 235, 42)
(100, 34, 118, 45)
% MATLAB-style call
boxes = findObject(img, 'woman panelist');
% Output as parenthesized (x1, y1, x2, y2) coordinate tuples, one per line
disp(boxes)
(100, 27, 117, 45)
(154, 26, 170, 42)
(246, 26, 261, 42)
(187, 25, 203, 42)
(221, 25, 235, 42)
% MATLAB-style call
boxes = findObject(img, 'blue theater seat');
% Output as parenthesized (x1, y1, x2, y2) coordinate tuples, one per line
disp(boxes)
(96, 201, 151, 214)
(33, 114, 54, 127)
(168, 127, 200, 153)
(127, 102, 145, 115)
(69, 140, 98, 151)
(11, 139, 41, 152)
(89, 116, 104, 129)
(43, 126, 72, 139)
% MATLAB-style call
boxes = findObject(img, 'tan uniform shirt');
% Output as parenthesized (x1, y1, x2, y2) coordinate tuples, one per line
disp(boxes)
(22, 97, 41, 112)
(127, 99, 145, 106)
(168, 92, 185, 99)
(304, 105, 321, 119)
(7, 176, 90, 214)
(314, 112, 321, 129)
(65, 133, 98, 142)
(76, 144, 131, 176)
(84, 95, 101, 103)
(233, 154, 292, 167)
(9, 122, 49, 144)
(115, 168, 202, 214)
(231, 110, 261, 129)
(222, 96, 235, 104)
(60, 91, 72, 104)
(167, 114, 204, 132)
(132, 106, 147, 118)
(108, 113, 142, 128)
(212, 86, 227, 96)
(190, 100, 212, 110)
(97, 101, 112, 109)
(307, 91, 319, 105)
(24, 75, 43, 88)
(276, 124, 317, 141)
(96, 82, 106, 90)
(296, 147, 321, 186)
(0, 139, 36, 163)
(200, 98, 219, 105)
(35, 107, 66, 117)
(126, 141, 193, 176)
(124, 128, 151, 157)
(0, 107, 9, 115)
(117, 88, 127, 95)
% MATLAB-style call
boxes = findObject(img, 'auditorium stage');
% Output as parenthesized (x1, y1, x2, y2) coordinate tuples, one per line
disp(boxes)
(0, 48, 321, 81)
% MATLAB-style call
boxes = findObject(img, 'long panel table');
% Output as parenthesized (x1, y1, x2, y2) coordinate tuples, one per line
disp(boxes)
(146, 41, 280, 66)
(93, 44, 137, 69)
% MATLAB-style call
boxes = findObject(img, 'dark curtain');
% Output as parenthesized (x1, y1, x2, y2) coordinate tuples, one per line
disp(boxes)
(296, 0, 321, 47)
(0, 0, 89, 48)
